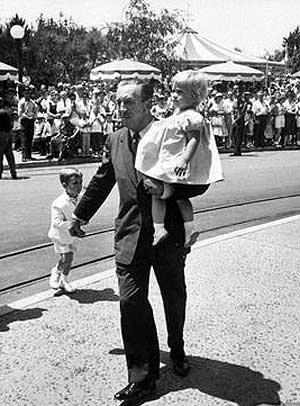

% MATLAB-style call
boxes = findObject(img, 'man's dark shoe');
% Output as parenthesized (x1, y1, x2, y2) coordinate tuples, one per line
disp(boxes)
(172, 358, 191, 377)
(114, 379, 156, 401)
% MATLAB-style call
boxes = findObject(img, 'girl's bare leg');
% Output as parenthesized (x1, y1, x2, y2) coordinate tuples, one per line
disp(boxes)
(152, 195, 168, 246)
(176, 198, 200, 247)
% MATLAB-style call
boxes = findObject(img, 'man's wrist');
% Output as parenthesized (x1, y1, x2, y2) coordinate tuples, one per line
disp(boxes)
(72, 214, 87, 225)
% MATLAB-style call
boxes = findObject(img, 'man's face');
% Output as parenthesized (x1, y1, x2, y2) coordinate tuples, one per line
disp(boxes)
(116, 83, 148, 131)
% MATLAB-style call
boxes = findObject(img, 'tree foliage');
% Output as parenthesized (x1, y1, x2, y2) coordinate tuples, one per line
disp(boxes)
(0, 0, 183, 85)
(106, 0, 183, 78)
(283, 26, 300, 73)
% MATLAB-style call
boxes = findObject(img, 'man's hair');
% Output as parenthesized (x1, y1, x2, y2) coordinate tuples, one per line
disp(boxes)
(118, 79, 154, 102)
(59, 167, 82, 186)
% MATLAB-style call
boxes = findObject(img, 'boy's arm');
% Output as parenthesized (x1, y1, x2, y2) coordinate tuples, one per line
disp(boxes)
(51, 204, 69, 230)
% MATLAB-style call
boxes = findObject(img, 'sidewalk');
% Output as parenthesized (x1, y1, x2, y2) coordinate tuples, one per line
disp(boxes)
(1, 216, 300, 405)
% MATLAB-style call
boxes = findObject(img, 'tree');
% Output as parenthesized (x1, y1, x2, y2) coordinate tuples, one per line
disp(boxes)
(283, 26, 300, 73)
(106, 0, 183, 78)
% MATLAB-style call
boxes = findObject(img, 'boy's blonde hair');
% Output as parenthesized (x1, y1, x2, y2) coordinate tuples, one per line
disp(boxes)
(59, 167, 82, 186)
(172, 70, 208, 104)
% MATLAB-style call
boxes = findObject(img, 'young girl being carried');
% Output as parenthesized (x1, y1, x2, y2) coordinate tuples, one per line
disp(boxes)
(135, 70, 223, 247)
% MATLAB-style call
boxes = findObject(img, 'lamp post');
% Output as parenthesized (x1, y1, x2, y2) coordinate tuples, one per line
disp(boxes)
(10, 24, 25, 83)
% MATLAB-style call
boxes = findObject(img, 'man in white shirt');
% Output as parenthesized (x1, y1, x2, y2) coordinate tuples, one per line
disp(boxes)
(252, 91, 269, 148)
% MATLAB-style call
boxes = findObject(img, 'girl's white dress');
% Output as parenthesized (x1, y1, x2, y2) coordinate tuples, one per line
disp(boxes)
(135, 109, 223, 185)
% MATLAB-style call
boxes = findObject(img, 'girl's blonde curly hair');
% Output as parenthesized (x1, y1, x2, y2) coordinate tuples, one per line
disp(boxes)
(172, 70, 208, 105)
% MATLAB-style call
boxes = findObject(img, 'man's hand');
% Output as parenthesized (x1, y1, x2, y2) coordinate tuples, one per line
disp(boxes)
(69, 220, 86, 238)
(143, 177, 164, 196)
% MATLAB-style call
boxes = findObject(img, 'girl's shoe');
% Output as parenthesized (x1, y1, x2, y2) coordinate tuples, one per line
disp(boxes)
(60, 275, 76, 293)
(184, 231, 200, 248)
(153, 228, 168, 246)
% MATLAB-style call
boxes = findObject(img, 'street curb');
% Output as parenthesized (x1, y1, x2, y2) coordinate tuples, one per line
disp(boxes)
(4, 146, 300, 171)
(1, 214, 300, 318)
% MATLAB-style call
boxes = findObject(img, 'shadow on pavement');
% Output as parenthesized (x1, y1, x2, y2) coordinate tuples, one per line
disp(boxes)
(0, 306, 47, 332)
(54, 287, 119, 304)
(0, 176, 30, 180)
(109, 348, 281, 406)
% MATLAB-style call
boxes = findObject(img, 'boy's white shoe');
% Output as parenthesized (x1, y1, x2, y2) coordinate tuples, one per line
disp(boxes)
(60, 275, 76, 293)
(49, 267, 61, 290)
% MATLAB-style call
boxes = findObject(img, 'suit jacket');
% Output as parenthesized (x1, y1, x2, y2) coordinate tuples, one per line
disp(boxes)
(74, 127, 186, 265)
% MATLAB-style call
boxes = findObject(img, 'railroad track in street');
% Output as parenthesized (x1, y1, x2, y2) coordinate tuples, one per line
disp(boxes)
(2, 192, 300, 295)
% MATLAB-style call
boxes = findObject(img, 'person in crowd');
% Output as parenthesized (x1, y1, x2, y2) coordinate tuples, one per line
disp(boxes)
(33, 113, 47, 154)
(11, 110, 21, 151)
(79, 111, 91, 157)
(283, 91, 297, 146)
(0, 97, 17, 179)
(43, 116, 59, 159)
(135, 70, 223, 247)
(69, 79, 200, 402)
(18, 88, 38, 161)
(209, 92, 228, 147)
(52, 113, 80, 161)
(48, 167, 83, 293)
(36, 86, 49, 114)
(57, 90, 72, 118)
(271, 93, 286, 148)
(222, 91, 235, 149)
(102, 113, 114, 141)
(68, 92, 81, 128)
(252, 90, 269, 149)
(232, 91, 250, 156)
(102, 90, 116, 114)
(112, 104, 123, 131)
(46, 89, 61, 128)
(89, 101, 105, 155)
(151, 93, 167, 119)
(243, 92, 255, 148)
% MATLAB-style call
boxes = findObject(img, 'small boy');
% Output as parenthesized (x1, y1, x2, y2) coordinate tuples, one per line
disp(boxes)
(48, 168, 85, 292)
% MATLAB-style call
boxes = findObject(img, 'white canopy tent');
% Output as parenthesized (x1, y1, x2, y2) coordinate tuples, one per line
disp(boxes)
(199, 61, 265, 82)
(90, 59, 161, 81)
(0, 61, 18, 82)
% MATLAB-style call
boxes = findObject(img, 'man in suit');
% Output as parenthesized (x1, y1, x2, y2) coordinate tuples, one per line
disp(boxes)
(69, 80, 194, 402)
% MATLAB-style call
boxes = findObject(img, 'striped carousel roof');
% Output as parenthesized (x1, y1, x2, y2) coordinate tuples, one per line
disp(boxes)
(172, 27, 284, 69)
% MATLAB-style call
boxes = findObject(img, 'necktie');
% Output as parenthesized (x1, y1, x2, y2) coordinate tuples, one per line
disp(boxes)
(131, 132, 140, 156)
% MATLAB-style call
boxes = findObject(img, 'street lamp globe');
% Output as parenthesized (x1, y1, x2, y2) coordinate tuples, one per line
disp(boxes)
(10, 25, 25, 40)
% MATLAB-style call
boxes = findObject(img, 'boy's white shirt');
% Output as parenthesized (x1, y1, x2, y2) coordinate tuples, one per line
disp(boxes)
(48, 191, 81, 245)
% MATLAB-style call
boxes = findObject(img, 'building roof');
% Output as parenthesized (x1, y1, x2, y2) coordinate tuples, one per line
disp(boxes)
(172, 27, 284, 68)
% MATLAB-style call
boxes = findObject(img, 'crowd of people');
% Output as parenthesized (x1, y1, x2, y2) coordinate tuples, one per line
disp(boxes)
(1, 74, 300, 179)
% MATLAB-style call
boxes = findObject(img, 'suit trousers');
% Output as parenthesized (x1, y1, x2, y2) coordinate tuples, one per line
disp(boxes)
(116, 236, 187, 383)
(0, 131, 17, 178)
(20, 117, 35, 159)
